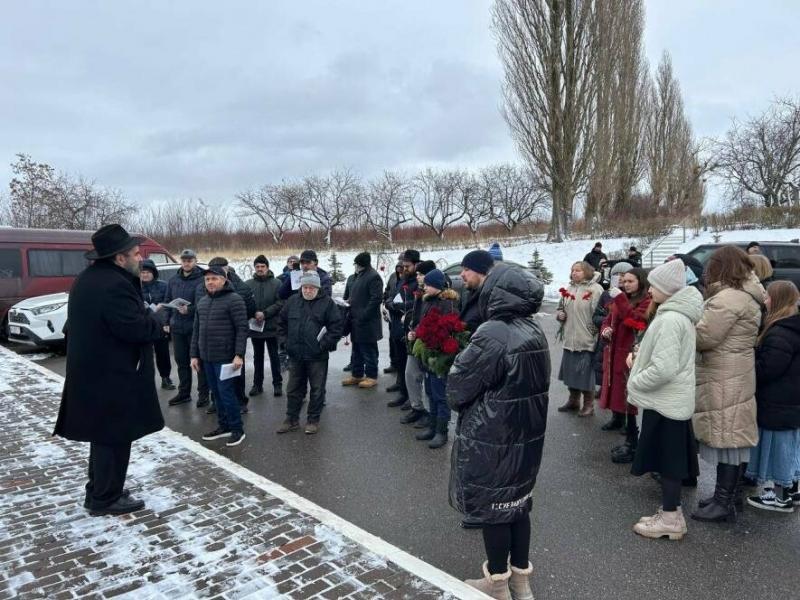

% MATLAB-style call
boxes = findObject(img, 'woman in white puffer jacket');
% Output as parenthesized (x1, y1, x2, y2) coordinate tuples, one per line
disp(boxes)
(626, 259, 704, 541)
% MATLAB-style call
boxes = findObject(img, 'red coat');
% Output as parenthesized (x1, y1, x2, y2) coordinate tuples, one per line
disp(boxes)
(598, 292, 651, 415)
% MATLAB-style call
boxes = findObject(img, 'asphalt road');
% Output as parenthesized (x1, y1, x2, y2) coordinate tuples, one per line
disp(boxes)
(10, 304, 800, 600)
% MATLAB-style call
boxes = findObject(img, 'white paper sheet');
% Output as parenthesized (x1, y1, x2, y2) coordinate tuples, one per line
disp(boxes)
(220, 363, 242, 381)
(162, 298, 191, 309)
(290, 270, 302, 290)
(248, 318, 265, 332)
(316, 326, 327, 342)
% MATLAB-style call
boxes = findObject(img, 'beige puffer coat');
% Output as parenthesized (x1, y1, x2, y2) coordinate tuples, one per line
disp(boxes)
(693, 278, 765, 449)
(561, 280, 604, 352)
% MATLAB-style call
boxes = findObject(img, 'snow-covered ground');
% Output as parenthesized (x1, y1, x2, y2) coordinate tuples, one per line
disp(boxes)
(229, 227, 799, 302)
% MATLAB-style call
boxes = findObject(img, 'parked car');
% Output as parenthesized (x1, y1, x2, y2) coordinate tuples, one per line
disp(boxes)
(443, 260, 542, 306)
(6, 262, 197, 349)
(685, 241, 800, 289)
(0, 227, 174, 337)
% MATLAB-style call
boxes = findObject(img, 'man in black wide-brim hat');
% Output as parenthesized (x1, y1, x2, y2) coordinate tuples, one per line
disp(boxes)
(54, 224, 166, 516)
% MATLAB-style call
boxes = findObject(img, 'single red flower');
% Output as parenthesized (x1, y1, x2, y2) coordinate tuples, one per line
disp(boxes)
(582, 291, 592, 300)
(622, 317, 647, 331)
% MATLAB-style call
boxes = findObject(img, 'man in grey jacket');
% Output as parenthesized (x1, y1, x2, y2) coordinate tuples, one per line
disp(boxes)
(191, 265, 249, 447)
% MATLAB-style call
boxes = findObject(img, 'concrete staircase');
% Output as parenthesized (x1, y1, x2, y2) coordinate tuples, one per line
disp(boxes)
(641, 226, 694, 268)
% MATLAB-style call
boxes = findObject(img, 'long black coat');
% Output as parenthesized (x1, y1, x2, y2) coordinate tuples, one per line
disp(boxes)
(447, 263, 550, 525)
(278, 291, 343, 361)
(755, 314, 800, 430)
(54, 261, 165, 444)
(348, 267, 384, 344)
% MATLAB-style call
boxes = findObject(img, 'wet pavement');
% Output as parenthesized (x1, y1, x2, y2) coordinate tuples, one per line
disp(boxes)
(8, 302, 800, 600)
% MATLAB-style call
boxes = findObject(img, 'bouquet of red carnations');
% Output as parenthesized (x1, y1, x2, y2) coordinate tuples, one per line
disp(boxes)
(411, 308, 471, 377)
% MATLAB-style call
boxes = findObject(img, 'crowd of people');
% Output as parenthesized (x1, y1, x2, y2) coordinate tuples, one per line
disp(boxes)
(556, 240, 800, 545)
(53, 223, 799, 600)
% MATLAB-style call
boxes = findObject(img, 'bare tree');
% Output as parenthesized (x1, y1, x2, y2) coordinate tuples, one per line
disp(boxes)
(410, 168, 466, 240)
(494, 0, 596, 241)
(360, 171, 413, 247)
(235, 182, 299, 244)
(482, 164, 548, 232)
(714, 97, 800, 208)
(454, 171, 491, 241)
(297, 169, 360, 248)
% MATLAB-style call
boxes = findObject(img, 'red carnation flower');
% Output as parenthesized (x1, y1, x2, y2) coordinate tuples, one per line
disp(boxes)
(622, 317, 647, 331)
(441, 338, 459, 354)
(582, 292, 592, 300)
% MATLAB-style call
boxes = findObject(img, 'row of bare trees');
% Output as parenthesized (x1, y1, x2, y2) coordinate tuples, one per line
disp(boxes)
(234, 165, 549, 247)
(494, 0, 706, 241)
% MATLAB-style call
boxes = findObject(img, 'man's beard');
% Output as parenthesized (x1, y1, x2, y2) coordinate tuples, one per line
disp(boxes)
(302, 289, 319, 301)
(124, 257, 141, 277)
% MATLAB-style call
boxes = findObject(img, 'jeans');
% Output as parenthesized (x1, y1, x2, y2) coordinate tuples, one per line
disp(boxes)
(172, 332, 208, 399)
(233, 356, 247, 402)
(204, 362, 243, 434)
(251, 337, 283, 388)
(405, 356, 426, 411)
(154, 338, 172, 379)
(351, 341, 379, 379)
(85, 442, 131, 509)
(425, 372, 450, 421)
(286, 358, 329, 423)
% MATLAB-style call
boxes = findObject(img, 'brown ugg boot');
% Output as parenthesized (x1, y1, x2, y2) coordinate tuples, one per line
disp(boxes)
(464, 562, 512, 600)
(578, 391, 595, 417)
(557, 389, 581, 412)
(508, 562, 534, 600)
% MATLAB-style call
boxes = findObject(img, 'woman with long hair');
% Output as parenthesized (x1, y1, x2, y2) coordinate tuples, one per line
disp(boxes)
(557, 261, 604, 416)
(692, 245, 766, 523)
(599, 268, 651, 463)
(749, 253, 775, 285)
(746, 281, 800, 512)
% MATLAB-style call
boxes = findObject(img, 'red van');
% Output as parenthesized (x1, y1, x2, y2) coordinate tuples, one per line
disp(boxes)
(0, 227, 174, 332)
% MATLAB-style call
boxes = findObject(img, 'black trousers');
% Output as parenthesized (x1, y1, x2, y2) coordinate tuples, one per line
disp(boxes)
(153, 338, 171, 379)
(172, 332, 208, 399)
(286, 358, 329, 423)
(234, 356, 247, 402)
(482, 514, 531, 574)
(251, 337, 283, 388)
(85, 442, 131, 509)
(391, 337, 409, 396)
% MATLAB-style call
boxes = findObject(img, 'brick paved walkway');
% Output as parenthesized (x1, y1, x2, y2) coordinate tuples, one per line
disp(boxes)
(0, 347, 486, 600)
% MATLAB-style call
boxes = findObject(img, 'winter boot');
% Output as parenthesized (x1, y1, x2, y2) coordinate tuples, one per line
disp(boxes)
(698, 463, 746, 510)
(633, 509, 687, 540)
(557, 389, 581, 412)
(387, 396, 407, 408)
(161, 377, 176, 390)
(611, 417, 639, 463)
(464, 562, 511, 600)
(341, 376, 365, 386)
(428, 418, 449, 449)
(401, 409, 426, 425)
(413, 413, 433, 429)
(578, 390, 595, 417)
(508, 562, 534, 600)
(601, 412, 624, 431)
(691, 463, 738, 522)
(415, 419, 436, 441)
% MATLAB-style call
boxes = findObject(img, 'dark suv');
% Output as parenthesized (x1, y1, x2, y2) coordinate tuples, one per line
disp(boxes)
(443, 260, 542, 305)
(686, 241, 800, 288)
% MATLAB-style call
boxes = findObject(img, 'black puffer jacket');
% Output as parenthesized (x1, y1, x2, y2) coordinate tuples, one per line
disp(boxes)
(755, 314, 800, 430)
(447, 263, 550, 525)
(227, 270, 257, 318)
(246, 271, 282, 338)
(190, 283, 248, 363)
(165, 266, 205, 335)
(278, 292, 343, 361)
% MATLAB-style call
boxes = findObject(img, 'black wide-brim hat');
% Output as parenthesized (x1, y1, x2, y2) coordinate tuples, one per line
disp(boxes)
(84, 224, 145, 260)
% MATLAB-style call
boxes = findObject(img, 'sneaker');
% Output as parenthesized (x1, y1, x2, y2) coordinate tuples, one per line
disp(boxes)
(206, 404, 217, 414)
(273, 385, 283, 397)
(790, 483, 800, 506)
(248, 386, 263, 397)
(202, 428, 231, 441)
(748, 489, 794, 513)
(226, 431, 246, 447)
(168, 395, 191, 406)
(161, 377, 176, 390)
(276, 420, 299, 434)
(342, 376, 365, 386)
(305, 422, 319, 435)
(358, 378, 378, 389)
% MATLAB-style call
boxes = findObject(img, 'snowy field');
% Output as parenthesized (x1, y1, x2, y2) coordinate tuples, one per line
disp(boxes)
(229, 227, 800, 302)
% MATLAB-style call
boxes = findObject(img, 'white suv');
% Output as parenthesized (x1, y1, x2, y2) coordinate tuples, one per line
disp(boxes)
(7, 292, 69, 349)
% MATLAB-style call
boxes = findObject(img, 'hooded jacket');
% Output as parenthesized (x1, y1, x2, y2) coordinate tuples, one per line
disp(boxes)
(693, 278, 765, 448)
(755, 314, 800, 430)
(447, 263, 550, 525)
(190, 282, 249, 363)
(140, 262, 169, 325)
(245, 270, 282, 338)
(627, 286, 704, 420)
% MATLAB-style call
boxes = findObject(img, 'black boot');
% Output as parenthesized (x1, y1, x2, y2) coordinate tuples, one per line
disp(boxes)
(387, 396, 407, 408)
(611, 417, 638, 463)
(401, 409, 426, 425)
(601, 412, 624, 431)
(428, 418, 449, 449)
(691, 463, 739, 522)
(415, 419, 436, 441)
(698, 462, 747, 509)
(413, 413, 432, 429)
(343, 363, 352, 372)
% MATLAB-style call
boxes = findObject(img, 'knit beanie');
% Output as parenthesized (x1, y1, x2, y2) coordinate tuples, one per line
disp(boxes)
(354, 252, 371, 268)
(610, 261, 633, 276)
(461, 250, 494, 275)
(424, 269, 446, 290)
(253, 254, 269, 267)
(209, 256, 229, 267)
(416, 260, 437, 276)
(648, 259, 686, 296)
(299, 271, 321, 289)
(402, 249, 420, 264)
(488, 242, 503, 261)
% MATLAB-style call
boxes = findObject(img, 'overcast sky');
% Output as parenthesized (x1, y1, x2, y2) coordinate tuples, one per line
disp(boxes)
(1, 1, 798, 210)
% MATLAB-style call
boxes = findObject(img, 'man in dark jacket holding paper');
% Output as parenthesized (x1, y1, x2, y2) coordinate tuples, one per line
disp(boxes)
(276, 271, 343, 435)
(54, 224, 167, 516)
(192, 265, 249, 447)
(246, 255, 283, 397)
(140, 259, 175, 391)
